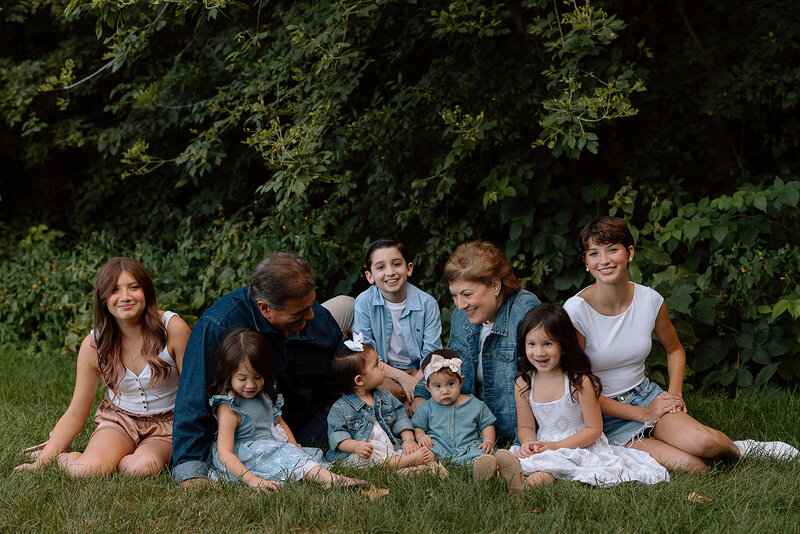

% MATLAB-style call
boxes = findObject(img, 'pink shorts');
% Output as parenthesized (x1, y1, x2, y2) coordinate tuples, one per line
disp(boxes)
(92, 399, 173, 449)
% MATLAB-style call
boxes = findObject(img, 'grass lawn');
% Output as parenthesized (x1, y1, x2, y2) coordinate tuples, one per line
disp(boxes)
(2, 344, 799, 533)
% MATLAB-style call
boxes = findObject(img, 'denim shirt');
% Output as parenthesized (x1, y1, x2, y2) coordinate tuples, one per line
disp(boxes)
(353, 283, 443, 370)
(414, 289, 540, 442)
(171, 286, 342, 484)
(326, 389, 414, 460)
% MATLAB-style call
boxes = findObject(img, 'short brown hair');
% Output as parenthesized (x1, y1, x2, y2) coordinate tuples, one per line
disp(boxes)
(250, 252, 315, 310)
(442, 241, 521, 299)
(577, 216, 634, 258)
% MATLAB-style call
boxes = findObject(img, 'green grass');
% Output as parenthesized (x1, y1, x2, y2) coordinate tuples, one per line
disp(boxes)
(2, 344, 799, 533)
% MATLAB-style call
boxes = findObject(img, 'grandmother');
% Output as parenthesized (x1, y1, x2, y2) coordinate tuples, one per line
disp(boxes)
(414, 241, 541, 442)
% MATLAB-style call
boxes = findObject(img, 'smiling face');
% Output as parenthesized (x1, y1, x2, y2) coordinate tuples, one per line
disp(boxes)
(449, 279, 501, 324)
(425, 370, 463, 406)
(106, 270, 145, 323)
(230, 359, 265, 399)
(365, 246, 412, 303)
(524, 326, 563, 374)
(584, 239, 634, 285)
(257, 291, 316, 335)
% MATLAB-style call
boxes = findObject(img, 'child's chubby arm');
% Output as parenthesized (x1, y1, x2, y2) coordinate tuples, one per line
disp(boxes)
(478, 424, 496, 454)
(16, 335, 100, 471)
(513, 377, 542, 458)
(398, 429, 420, 454)
(277, 416, 303, 449)
(216, 403, 279, 491)
(533, 376, 603, 453)
(336, 439, 374, 459)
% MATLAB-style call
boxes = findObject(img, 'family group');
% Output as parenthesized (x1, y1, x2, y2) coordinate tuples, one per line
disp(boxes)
(15, 216, 798, 493)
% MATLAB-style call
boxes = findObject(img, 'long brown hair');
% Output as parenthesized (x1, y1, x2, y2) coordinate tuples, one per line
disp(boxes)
(93, 257, 168, 394)
(515, 304, 601, 401)
(209, 329, 278, 403)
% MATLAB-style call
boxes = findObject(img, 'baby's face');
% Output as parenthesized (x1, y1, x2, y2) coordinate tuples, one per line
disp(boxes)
(425, 371, 462, 406)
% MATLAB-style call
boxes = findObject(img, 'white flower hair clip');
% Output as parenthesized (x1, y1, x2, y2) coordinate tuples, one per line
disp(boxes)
(423, 353, 463, 381)
(344, 332, 365, 352)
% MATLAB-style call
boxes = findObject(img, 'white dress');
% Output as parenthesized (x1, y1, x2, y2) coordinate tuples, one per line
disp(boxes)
(511, 374, 669, 487)
(342, 416, 402, 466)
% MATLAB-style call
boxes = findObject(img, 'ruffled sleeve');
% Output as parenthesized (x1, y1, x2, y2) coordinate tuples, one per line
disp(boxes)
(272, 390, 284, 425)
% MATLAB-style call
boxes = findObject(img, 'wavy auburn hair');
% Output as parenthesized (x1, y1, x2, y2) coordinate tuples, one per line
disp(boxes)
(442, 241, 521, 299)
(93, 257, 168, 394)
(515, 304, 601, 401)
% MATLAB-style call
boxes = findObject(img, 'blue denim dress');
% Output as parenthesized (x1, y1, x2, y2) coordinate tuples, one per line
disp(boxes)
(209, 393, 324, 483)
(411, 396, 496, 465)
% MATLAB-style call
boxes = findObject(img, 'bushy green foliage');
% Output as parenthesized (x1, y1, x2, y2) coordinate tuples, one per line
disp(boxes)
(1, 1, 799, 392)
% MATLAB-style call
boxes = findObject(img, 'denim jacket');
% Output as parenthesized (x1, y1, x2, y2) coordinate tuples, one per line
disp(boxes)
(414, 289, 540, 442)
(353, 283, 442, 370)
(326, 389, 414, 460)
(171, 286, 342, 484)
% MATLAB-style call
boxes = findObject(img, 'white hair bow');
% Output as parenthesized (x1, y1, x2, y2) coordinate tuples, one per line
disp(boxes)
(423, 354, 463, 381)
(344, 332, 364, 352)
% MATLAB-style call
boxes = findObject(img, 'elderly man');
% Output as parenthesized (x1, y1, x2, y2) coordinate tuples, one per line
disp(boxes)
(171, 252, 353, 485)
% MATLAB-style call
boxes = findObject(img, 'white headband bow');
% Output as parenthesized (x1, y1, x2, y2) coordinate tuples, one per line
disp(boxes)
(423, 354, 463, 381)
(344, 332, 364, 352)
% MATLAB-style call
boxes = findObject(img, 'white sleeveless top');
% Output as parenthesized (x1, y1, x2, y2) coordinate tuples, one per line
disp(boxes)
(563, 284, 663, 397)
(93, 311, 180, 415)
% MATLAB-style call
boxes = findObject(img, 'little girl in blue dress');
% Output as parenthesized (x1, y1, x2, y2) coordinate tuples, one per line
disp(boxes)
(209, 328, 363, 490)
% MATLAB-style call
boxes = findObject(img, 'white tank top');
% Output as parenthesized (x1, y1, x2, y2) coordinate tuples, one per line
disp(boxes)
(93, 311, 180, 415)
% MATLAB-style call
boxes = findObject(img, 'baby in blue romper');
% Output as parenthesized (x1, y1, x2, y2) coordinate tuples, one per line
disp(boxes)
(412, 349, 502, 480)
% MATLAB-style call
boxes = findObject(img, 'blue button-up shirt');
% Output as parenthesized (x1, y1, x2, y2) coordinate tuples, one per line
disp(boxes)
(414, 289, 541, 442)
(171, 286, 342, 484)
(353, 283, 442, 370)
(326, 390, 414, 460)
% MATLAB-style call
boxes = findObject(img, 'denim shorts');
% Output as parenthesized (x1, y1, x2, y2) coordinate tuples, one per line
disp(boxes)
(602, 377, 664, 446)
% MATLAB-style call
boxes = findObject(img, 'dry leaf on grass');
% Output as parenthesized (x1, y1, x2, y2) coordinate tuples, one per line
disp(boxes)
(687, 492, 713, 504)
(525, 507, 546, 514)
(361, 486, 390, 500)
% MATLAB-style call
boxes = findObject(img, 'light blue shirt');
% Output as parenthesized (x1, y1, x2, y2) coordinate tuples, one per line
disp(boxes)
(353, 283, 443, 370)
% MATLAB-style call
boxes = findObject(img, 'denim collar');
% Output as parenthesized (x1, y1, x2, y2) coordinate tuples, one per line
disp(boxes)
(339, 391, 377, 410)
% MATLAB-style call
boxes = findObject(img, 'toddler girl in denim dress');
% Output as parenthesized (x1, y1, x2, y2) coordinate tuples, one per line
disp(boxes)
(327, 333, 441, 473)
(209, 328, 363, 490)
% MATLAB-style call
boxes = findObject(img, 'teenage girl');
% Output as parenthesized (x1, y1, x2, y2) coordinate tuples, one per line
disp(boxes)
(16, 257, 191, 477)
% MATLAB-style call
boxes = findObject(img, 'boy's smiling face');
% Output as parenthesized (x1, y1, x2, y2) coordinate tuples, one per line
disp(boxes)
(365, 246, 412, 303)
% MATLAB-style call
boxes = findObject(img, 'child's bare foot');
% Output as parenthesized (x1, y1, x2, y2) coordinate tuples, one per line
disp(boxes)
(403, 447, 434, 467)
(321, 474, 367, 489)
(525, 471, 554, 489)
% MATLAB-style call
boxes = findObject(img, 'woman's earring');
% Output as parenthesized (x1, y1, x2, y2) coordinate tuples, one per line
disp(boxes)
(585, 266, 589, 272)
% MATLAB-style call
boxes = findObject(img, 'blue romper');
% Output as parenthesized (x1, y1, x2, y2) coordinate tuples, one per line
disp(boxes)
(412, 396, 496, 465)
(209, 393, 322, 483)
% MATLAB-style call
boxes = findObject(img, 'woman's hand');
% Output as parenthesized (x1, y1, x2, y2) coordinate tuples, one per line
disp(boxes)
(516, 442, 537, 458)
(644, 392, 685, 421)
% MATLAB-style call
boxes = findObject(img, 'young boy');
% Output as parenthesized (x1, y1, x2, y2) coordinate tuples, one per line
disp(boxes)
(353, 238, 442, 411)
